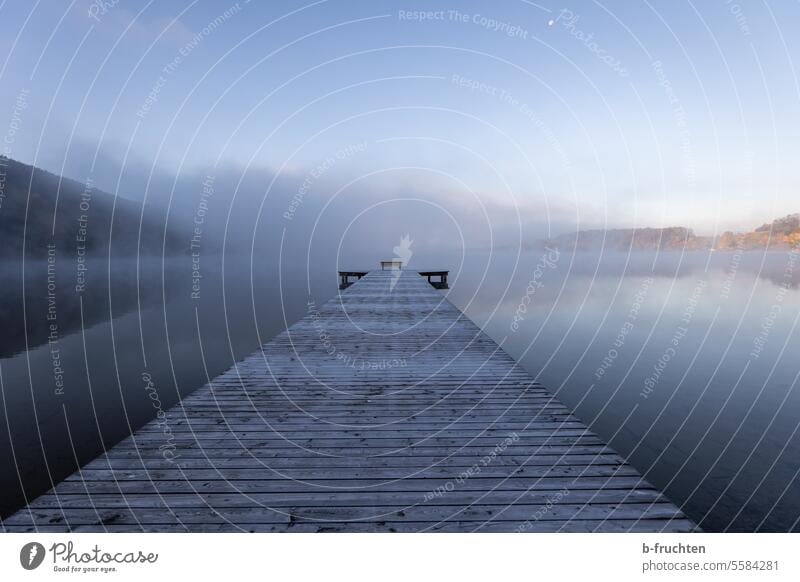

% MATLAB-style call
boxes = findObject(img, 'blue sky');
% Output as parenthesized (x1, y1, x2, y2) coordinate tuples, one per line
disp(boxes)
(1, 0, 799, 238)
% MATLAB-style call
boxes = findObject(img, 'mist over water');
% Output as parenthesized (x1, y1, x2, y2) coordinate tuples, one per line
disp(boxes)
(449, 249, 800, 532)
(0, 256, 332, 518)
(1, 249, 798, 531)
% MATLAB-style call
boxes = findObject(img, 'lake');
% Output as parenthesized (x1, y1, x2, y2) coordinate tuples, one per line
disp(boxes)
(1, 250, 798, 531)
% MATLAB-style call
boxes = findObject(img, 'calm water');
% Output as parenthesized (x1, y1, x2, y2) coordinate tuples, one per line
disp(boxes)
(1, 250, 799, 531)
(0, 257, 332, 519)
(449, 249, 800, 532)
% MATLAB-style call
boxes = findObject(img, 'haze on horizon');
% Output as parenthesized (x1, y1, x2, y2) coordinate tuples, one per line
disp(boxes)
(1, 0, 799, 254)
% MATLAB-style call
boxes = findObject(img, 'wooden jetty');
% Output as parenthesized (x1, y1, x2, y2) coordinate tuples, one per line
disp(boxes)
(3, 269, 695, 532)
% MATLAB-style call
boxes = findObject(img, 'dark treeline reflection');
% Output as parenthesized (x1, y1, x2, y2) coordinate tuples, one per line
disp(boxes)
(1, 249, 799, 531)
(0, 256, 335, 518)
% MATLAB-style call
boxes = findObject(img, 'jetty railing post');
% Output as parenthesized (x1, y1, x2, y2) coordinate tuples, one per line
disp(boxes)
(418, 270, 449, 290)
(338, 271, 369, 290)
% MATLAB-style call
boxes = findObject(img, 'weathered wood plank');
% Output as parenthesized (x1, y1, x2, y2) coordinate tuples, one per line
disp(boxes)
(2, 519, 698, 533)
(84, 453, 627, 469)
(64, 465, 638, 482)
(6, 503, 686, 526)
(9, 487, 668, 507)
(28, 475, 656, 495)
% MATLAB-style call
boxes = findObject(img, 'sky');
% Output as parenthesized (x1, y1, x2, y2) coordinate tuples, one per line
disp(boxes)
(1, 0, 799, 249)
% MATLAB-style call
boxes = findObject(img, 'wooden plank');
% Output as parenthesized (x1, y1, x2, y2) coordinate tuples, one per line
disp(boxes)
(2, 520, 698, 533)
(65, 465, 638, 481)
(72, 445, 617, 459)
(85, 454, 627, 469)
(5, 504, 686, 526)
(31, 476, 655, 495)
(7, 488, 668, 509)
(5, 270, 695, 532)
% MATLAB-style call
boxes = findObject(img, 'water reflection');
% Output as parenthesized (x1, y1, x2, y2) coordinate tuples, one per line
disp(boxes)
(1, 250, 798, 531)
(448, 250, 800, 532)
(0, 257, 334, 518)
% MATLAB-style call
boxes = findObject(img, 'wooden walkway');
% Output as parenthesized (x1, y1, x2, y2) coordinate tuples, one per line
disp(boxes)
(4, 270, 695, 532)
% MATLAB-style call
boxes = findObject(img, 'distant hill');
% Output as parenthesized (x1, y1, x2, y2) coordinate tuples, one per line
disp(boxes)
(546, 215, 800, 251)
(547, 226, 710, 252)
(0, 156, 185, 258)
(716, 214, 800, 250)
